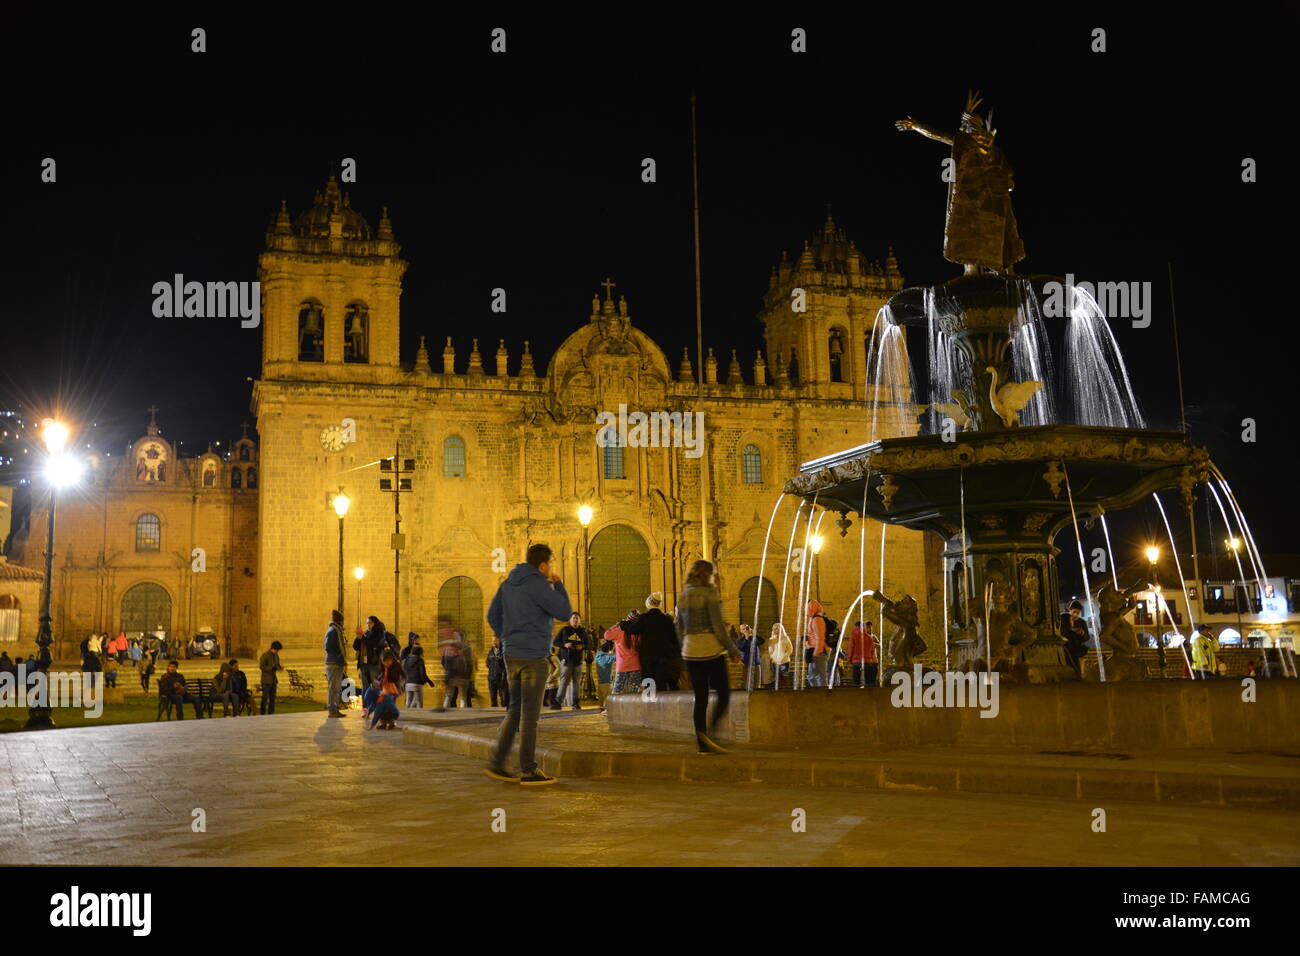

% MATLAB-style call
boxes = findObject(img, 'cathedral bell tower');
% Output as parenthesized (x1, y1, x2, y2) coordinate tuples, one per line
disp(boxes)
(758, 213, 902, 396)
(258, 177, 407, 382)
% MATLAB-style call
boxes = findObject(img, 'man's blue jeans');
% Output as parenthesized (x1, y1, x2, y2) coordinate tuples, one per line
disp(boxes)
(489, 657, 549, 774)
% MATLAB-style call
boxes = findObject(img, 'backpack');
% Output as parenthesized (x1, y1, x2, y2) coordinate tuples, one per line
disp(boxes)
(818, 614, 841, 650)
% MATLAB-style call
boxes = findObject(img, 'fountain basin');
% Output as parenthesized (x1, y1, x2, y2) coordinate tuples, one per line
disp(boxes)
(788, 425, 1209, 540)
(787, 426, 1212, 680)
(606, 681, 1300, 751)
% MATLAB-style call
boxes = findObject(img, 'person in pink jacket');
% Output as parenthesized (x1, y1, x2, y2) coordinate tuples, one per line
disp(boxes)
(606, 610, 642, 695)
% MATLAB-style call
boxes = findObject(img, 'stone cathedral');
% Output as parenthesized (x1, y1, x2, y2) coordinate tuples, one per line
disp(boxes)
(25, 178, 943, 674)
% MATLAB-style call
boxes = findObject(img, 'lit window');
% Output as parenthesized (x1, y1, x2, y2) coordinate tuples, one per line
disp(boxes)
(603, 442, 625, 479)
(136, 514, 161, 552)
(443, 436, 466, 477)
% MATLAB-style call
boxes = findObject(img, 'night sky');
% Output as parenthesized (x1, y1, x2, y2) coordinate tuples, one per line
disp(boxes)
(1, 6, 1294, 572)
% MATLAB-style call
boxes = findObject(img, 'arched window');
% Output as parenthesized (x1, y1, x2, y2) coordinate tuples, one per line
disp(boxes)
(231, 467, 242, 489)
(135, 514, 161, 552)
(828, 328, 846, 383)
(239, 444, 250, 462)
(603, 442, 625, 479)
(344, 303, 369, 364)
(298, 302, 324, 362)
(742, 444, 762, 484)
(443, 436, 466, 477)
(246, 466, 257, 489)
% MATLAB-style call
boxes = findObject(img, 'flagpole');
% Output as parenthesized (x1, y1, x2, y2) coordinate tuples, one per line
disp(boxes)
(691, 93, 710, 562)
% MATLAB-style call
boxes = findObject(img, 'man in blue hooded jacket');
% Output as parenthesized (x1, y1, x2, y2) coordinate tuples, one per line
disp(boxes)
(485, 543, 571, 785)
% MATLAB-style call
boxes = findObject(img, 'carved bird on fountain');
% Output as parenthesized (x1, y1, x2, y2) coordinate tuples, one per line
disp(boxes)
(984, 366, 1043, 428)
(928, 400, 971, 429)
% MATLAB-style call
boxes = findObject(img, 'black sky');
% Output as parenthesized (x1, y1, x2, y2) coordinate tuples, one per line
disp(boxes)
(1, 5, 1295, 566)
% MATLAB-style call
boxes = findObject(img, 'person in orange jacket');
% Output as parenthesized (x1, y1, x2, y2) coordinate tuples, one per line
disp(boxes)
(805, 599, 829, 688)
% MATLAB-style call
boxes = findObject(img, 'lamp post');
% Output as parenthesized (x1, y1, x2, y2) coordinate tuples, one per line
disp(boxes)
(1145, 545, 1160, 632)
(353, 567, 365, 630)
(332, 491, 350, 622)
(1227, 537, 1243, 638)
(27, 419, 83, 730)
(577, 505, 594, 624)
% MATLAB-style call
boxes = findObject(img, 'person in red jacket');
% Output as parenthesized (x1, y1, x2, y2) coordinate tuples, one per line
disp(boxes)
(848, 620, 878, 686)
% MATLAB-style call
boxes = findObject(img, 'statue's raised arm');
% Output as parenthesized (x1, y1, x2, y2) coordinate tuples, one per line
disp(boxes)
(895, 116, 954, 146)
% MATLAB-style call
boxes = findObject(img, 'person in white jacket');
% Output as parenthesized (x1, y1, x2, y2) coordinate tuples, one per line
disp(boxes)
(767, 623, 793, 688)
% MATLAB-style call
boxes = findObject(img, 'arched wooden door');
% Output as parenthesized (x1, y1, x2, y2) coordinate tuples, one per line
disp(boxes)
(121, 582, 172, 637)
(588, 524, 650, 631)
(438, 576, 484, 653)
(739, 576, 778, 637)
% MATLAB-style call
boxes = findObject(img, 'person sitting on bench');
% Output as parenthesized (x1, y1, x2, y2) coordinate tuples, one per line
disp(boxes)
(158, 660, 201, 719)
(225, 659, 249, 715)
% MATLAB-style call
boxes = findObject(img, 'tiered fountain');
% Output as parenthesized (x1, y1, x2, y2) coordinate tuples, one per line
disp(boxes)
(785, 94, 1213, 682)
(609, 95, 1295, 755)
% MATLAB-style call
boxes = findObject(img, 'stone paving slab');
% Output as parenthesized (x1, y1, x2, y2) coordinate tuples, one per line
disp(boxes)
(0, 711, 1296, 866)
(404, 716, 1300, 809)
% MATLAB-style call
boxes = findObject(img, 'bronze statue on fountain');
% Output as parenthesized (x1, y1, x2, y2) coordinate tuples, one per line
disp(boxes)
(785, 92, 1214, 682)
(1084, 581, 1150, 681)
(869, 590, 936, 684)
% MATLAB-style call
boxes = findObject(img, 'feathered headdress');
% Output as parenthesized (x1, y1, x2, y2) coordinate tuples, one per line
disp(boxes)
(960, 89, 997, 139)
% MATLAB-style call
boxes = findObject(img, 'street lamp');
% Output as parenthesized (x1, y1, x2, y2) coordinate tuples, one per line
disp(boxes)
(1226, 537, 1243, 636)
(577, 505, 594, 624)
(332, 491, 350, 622)
(27, 418, 84, 729)
(353, 567, 365, 630)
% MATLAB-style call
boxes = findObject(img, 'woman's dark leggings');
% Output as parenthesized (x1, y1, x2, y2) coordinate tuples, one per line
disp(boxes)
(686, 656, 730, 735)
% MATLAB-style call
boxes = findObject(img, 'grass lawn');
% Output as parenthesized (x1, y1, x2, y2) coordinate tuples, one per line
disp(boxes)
(0, 695, 323, 733)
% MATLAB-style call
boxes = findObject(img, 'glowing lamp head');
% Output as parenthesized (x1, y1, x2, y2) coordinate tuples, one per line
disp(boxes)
(332, 492, 351, 518)
(1144, 546, 1160, 564)
(577, 505, 593, 527)
(1226, 537, 1241, 552)
(809, 534, 824, 554)
(353, 567, 365, 581)
(41, 419, 69, 454)
(45, 453, 84, 488)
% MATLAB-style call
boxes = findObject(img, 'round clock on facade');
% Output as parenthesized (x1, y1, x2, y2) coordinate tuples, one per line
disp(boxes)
(319, 425, 346, 451)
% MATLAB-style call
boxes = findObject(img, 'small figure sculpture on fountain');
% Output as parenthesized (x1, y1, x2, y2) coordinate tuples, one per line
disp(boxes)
(1084, 581, 1150, 681)
(896, 90, 1025, 275)
(982, 581, 1037, 679)
(869, 590, 933, 683)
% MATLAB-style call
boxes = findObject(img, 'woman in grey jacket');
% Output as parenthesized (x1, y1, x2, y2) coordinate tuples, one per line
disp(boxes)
(675, 560, 742, 754)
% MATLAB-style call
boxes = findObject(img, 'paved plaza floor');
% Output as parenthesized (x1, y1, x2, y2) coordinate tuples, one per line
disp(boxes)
(1, 710, 1296, 867)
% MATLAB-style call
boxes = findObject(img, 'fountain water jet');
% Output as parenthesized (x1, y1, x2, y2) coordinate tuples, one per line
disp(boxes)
(748, 492, 791, 691)
(1152, 491, 1201, 679)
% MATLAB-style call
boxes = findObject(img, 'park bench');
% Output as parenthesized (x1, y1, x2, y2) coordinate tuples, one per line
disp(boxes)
(286, 669, 314, 698)
(156, 677, 215, 719)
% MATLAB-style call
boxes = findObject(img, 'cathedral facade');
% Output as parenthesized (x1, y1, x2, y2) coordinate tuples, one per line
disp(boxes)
(252, 179, 940, 673)
(19, 178, 942, 675)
